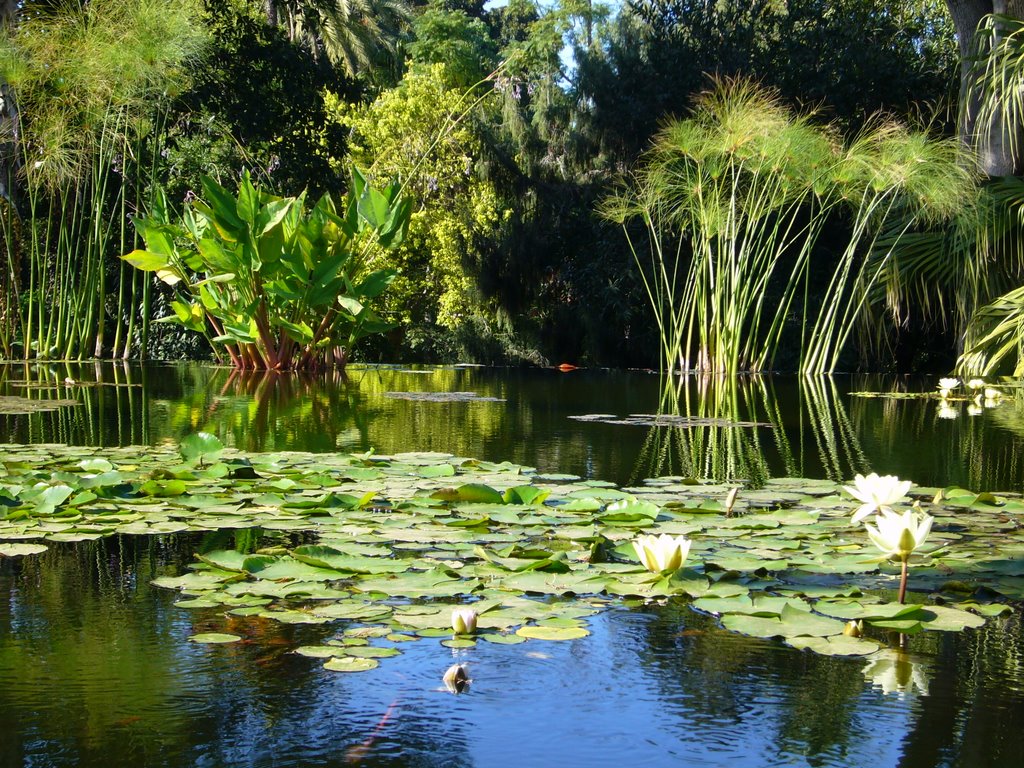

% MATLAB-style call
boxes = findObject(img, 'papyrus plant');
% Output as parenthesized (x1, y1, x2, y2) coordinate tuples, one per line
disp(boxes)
(604, 78, 975, 376)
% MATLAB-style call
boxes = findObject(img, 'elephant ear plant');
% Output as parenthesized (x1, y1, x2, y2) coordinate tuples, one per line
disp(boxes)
(122, 167, 411, 370)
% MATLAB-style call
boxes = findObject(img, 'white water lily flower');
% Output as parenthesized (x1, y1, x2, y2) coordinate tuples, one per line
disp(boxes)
(864, 509, 933, 562)
(937, 403, 958, 420)
(842, 473, 912, 524)
(967, 378, 985, 390)
(937, 377, 959, 396)
(633, 533, 691, 573)
(863, 651, 929, 697)
(451, 607, 478, 635)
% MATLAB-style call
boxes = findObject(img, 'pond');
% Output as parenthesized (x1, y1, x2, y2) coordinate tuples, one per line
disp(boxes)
(2, 362, 1024, 768)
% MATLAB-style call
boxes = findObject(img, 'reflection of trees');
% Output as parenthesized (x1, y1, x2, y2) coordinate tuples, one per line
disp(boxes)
(189, 368, 375, 453)
(6, 363, 1024, 492)
(630, 376, 774, 483)
(0, 534, 477, 767)
(627, 603, 869, 763)
(846, 375, 1024, 491)
(0, 535, 198, 764)
(621, 603, 1024, 766)
(897, 615, 1024, 768)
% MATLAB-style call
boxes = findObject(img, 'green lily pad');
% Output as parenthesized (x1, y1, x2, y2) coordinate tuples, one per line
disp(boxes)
(786, 635, 881, 656)
(516, 625, 590, 640)
(480, 632, 528, 644)
(919, 605, 987, 631)
(0, 543, 47, 557)
(180, 432, 225, 465)
(294, 646, 348, 658)
(189, 633, 242, 644)
(343, 646, 401, 658)
(323, 656, 380, 673)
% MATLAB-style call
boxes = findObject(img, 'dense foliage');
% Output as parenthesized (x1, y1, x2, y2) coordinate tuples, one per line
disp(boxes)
(5, 0, 1024, 373)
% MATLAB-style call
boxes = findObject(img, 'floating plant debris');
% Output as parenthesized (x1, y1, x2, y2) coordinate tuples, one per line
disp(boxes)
(0, 396, 79, 414)
(0, 442, 1021, 668)
(568, 413, 771, 427)
(382, 392, 505, 402)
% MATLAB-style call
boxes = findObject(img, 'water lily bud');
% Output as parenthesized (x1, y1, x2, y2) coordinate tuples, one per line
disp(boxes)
(443, 663, 470, 694)
(843, 620, 863, 638)
(451, 607, 478, 635)
(865, 509, 933, 562)
(724, 487, 739, 516)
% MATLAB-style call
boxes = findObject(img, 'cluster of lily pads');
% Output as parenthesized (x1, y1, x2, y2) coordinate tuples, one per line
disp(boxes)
(1, 436, 1021, 676)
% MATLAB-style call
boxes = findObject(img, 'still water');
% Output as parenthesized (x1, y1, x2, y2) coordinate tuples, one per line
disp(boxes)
(2, 362, 1024, 767)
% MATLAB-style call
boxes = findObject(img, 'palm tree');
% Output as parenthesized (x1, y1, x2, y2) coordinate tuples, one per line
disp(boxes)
(942, 8, 1024, 375)
(266, 0, 412, 80)
(946, 0, 1024, 175)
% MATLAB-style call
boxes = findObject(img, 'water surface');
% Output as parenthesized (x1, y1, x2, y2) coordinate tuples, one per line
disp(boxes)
(2, 363, 1024, 767)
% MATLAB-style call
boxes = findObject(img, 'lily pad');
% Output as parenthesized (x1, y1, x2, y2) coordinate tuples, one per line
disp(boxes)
(786, 635, 880, 656)
(323, 656, 380, 672)
(189, 633, 242, 644)
(0, 543, 48, 557)
(515, 625, 591, 641)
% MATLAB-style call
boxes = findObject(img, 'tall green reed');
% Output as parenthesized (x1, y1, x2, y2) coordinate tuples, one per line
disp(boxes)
(0, 0, 204, 361)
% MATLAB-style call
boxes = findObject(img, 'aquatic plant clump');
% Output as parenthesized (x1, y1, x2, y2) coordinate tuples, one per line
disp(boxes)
(0, 443, 1020, 667)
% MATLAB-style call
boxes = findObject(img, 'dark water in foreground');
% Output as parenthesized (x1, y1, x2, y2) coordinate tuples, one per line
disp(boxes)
(2, 363, 1024, 767)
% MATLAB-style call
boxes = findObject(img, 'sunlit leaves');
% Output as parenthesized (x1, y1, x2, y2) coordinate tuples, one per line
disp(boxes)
(179, 432, 225, 465)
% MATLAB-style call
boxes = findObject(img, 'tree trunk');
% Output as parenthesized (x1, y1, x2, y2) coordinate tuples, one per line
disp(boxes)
(947, 0, 1024, 175)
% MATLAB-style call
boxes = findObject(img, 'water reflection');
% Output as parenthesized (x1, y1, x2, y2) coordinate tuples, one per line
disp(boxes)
(863, 650, 931, 697)
(2, 537, 1024, 767)
(3, 363, 1024, 492)
(631, 375, 871, 485)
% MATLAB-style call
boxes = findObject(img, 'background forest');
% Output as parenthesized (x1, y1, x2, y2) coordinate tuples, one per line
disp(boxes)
(2, 0, 1024, 375)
